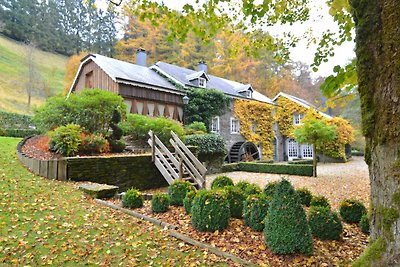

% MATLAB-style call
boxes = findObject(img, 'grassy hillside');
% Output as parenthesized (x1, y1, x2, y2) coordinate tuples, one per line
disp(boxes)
(0, 35, 67, 114)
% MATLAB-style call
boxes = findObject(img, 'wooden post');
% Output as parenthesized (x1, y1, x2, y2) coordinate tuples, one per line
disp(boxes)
(151, 131, 155, 162)
(178, 157, 183, 180)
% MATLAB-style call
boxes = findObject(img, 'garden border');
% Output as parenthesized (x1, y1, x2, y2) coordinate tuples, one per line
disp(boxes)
(16, 137, 167, 191)
(94, 199, 255, 267)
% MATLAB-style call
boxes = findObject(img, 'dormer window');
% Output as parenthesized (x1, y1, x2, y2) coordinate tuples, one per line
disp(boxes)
(244, 90, 252, 98)
(293, 113, 304, 125)
(199, 77, 206, 88)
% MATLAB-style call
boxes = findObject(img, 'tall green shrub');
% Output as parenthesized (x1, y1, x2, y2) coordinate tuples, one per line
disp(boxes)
(263, 181, 279, 197)
(185, 134, 227, 156)
(183, 191, 196, 214)
(264, 180, 313, 255)
(191, 190, 230, 232)
(34, 89, 126, 134)
(121, 114, 184, 144)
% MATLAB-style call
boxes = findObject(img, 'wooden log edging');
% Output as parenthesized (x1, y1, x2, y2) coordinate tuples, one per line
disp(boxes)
(94, 199, 256, 267)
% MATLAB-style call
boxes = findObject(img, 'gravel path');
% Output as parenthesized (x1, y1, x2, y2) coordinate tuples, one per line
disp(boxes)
(208, 156, 370, 210)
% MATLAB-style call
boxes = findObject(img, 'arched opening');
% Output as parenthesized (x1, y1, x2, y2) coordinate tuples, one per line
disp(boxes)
(228, 142, 260, 163)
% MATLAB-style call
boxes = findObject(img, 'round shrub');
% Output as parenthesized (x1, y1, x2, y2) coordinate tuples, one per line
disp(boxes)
(264, 179, 313, 255)
(211, 175, 234, 189)
(183, 191, 196, 214)
(339, 199, 367, 223)
(360, 213, 370, 234)
(122, 188, 144, 209)
(296, 188, 313, 206)
(243, 194, 271, 231)
(151, 193, 170, 213)
(168, 180, 195, 206)
(48, 124, 83, 156)
(310, 195, 331, 209)
(236, 181, 262, 196)
(109, 139, 126, 153)
(263, 181, 279, 197)
(191, 190, 230, 232)
(224, 186, 246, 218)
(308, 206, 343, 240)
(185, 121, 207, 135)
(79, 134, 110, 155)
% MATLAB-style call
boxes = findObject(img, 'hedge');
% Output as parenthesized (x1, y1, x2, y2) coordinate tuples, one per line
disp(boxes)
(238, 162, 313, 176)
(0, 111, 34, 129)
(221, 163, 240, 172)
(288, 159, 314, 165)
(3, 128, 41, 138)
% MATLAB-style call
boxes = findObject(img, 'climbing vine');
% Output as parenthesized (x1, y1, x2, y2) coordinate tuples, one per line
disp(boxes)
(274, 97, 308, 137)
(234, 100, 274, 158)
(275, 96, 354, 160)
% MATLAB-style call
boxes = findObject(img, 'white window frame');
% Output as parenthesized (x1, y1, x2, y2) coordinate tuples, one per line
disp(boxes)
(246, 90, 252, 98)
(301, 144, 313, 159)
(293, 113, 304, 125)
(230, 117, 240, 134)
(199, 77, 206, 88)
(287, 138, 299, 161)
(211, 116, 220, 134)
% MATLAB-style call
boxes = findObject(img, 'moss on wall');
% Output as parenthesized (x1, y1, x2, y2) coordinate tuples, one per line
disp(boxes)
(67, 154, 167, 191)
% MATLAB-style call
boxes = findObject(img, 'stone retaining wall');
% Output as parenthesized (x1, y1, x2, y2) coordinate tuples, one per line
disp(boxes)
(17, 137, 167, 191)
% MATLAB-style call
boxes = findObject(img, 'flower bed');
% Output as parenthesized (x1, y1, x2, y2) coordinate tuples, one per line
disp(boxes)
(108, 198, 368, 266)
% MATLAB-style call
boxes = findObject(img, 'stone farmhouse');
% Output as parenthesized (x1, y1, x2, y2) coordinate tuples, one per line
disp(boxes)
(69, 50, 351, 163)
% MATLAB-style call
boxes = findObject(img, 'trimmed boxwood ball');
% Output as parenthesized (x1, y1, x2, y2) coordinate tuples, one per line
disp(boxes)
(339, 199, 367, 223)
(243, 194, 271, 231)
(236, 181, 262, 197)
(308, 206, 343, 240)
(191, 190, 230, 232)
(224, 186, 246, 218)
(151, 193, 170, 213)
(359, 213, 370, 234)
(310, 195, 331, 209)
(263, 181, 279, 197)
(296, 188, 313, 206)
(183, 191, 196, 214)
(168, 180, 195, 206)
(211, 175, 234, 189)
(122, 188, 144, 209)
(264, 179, 313, 255)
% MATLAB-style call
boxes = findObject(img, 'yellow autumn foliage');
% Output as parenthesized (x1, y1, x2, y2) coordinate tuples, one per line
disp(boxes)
(234, 100, 274, 158)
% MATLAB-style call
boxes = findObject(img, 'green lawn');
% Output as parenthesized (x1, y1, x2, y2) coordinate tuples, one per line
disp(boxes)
(0, 137, 228, 266)
(0, 35, 67, 114)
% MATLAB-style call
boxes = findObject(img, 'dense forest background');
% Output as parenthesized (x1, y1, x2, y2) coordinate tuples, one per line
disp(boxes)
(0, 0, 362, 146)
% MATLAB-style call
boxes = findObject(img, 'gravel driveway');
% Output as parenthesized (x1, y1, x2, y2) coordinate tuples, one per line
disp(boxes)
(207, 156, 370, 210)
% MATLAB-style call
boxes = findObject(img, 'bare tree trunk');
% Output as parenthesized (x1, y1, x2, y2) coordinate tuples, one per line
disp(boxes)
(312, 145, 317, 177)
(351, 0, 400, 265)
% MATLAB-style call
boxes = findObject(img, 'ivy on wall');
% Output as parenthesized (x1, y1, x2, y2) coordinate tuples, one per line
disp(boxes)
(322, 117, 355, 160)
(234, 99, 274, 158)
(274, 97, 308, 137)
(275, 96, 354, 161)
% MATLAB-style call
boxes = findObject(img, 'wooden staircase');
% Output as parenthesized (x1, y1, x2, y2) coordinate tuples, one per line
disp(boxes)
(148, 130, 206, 189)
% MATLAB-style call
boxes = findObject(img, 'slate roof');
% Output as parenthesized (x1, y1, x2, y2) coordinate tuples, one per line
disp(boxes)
(272, 92, 332, 119)
(153, 61, 274, 104)
(74, 54, 182, 93)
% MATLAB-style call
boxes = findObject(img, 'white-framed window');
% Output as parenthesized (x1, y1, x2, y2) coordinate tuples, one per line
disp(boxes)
(230, 117, 240, 134)
(199, 77, 206, 88)
(301, 144, 313, 159)
(287, 138, 299, 160)
(293, 113, 304, 125)
(245, 90, 252, 98)
(251, 122, 257, 133)
(211, 116, 220, 133)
